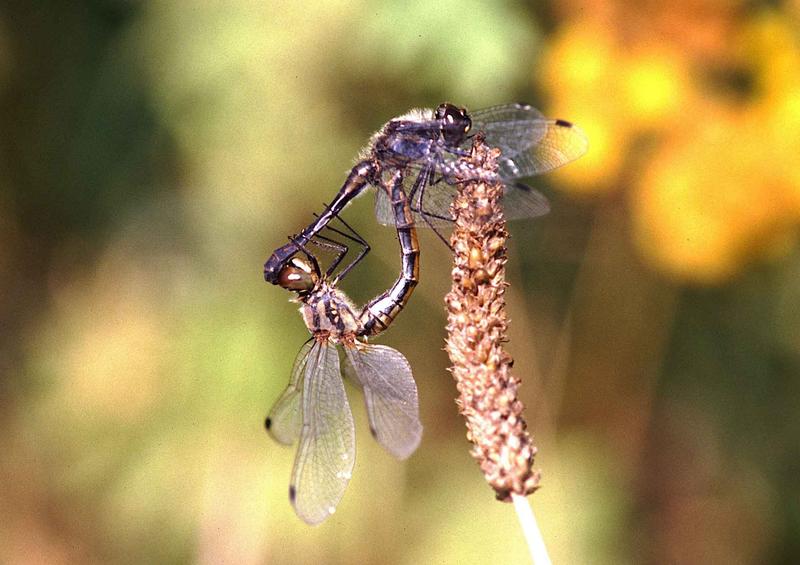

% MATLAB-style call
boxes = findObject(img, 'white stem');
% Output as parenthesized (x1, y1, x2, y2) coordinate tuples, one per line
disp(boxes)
(512, 493, 552, 565)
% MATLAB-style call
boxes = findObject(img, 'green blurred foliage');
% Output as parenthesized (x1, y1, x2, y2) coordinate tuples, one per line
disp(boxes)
(1, 1, 799, 564)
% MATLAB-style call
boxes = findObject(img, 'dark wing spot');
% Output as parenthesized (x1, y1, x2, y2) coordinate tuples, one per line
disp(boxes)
(370, 425, 378, 438)
(555, 119, 573, 128)
(265, 417, 272, 430)
(289, 485, 297, 502)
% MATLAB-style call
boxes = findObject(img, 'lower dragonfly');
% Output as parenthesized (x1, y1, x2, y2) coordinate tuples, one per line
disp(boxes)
(266, 171, 421, 525)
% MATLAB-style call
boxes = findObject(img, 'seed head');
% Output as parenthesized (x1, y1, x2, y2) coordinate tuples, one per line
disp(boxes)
(444, 134, 541, 501)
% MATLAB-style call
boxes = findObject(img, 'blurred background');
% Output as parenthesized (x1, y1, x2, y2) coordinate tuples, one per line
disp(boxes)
(1, 1, 799, 563)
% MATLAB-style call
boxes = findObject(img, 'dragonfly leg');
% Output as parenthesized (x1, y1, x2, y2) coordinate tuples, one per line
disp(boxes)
(414, 181, 453, 250)
(317, 210, 371, 284)
(445, 146, 471, 158)
(271, 197, 350, 280)
(295, 210, 372, 282)
(306, 232, 349, 277)
(404, 170, 453, 250)
(287, 233, 323, 277)
(410, 172, 457, 223)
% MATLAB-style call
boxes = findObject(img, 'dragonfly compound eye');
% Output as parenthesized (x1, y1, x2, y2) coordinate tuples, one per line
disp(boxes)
(437, 103, 471, 145)
(277, 258, 317, 293)
(434, 102, 454, 120)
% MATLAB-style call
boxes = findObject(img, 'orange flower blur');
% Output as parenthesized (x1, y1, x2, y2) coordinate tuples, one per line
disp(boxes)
(540, 4, 800, 282)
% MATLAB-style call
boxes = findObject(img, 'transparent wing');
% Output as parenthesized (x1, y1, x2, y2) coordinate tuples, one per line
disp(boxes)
(341, 173, 434, 227)
(470, 103, 589, 179)
(374, 169, 550, 227)
(470, 103, 547, 155)
(344, 342, 422, 460)
(266, 340, 313, 445)
(373, 172, 403, 227)
(290, 340, 355, 525)
(501, 182, 551, 219)
(374, 167, 459, 228)
(372, 121, 473, 228)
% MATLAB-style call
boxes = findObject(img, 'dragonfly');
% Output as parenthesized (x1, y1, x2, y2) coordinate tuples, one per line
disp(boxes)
(264, 102, 588, 284)
(266, 171, 421, 525)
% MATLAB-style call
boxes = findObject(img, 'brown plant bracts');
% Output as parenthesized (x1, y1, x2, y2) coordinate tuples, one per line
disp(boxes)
(444, 134, 541, 501)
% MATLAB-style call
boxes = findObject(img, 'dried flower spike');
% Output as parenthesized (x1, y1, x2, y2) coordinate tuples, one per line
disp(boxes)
(444, 133, 541, 501)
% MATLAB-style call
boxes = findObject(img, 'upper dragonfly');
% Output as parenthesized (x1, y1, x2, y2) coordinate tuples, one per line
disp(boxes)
(264, 102, 588, 284)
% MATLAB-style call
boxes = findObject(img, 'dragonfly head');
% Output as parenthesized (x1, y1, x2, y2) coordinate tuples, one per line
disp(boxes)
(264, 240, 300, 285)
(276, 256, 319, 294)
(435, 102, 471, 146)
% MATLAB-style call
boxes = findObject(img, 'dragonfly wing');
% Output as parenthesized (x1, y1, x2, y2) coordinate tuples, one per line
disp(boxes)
(373, 180, 395, 227)
(374, 169, 457, 228)
(375, 167, 549, 225)
(501, 182, 551, 220)
(470, 103, 547, 155)
(344, 343, 422, 460)
(266, 340, 313, 445)
(470, 103, 589, 179)
(290, 340, 355, 525)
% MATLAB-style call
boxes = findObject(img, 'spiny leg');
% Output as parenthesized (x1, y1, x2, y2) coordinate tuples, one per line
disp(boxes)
(310, 207, 371, 283)
(306, 232, 349, 277)
(287, 233, 323, 276)
(407, 168, 453, 249)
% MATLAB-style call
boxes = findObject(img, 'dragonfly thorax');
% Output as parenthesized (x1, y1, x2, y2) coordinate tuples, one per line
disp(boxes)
(369, 103, 471, 167)
(300, 282, 362, 340)
(372, 123, 436, 167)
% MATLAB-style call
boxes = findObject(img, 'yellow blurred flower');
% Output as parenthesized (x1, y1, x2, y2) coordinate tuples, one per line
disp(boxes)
(632, 12, 800, 282)
(633, 113, 799, 283)
(540, 23, 691, 193)
(622, 50, 686, 126)
(541, 5, 800, 282)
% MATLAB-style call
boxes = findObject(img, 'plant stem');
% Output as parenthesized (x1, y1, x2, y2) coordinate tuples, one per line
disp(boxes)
(512, 493, 552, 565)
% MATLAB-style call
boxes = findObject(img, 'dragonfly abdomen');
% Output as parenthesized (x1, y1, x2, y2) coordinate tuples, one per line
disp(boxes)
(360, 171, 419, 337)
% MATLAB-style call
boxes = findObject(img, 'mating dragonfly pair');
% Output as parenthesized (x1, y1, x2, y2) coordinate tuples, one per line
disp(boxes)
(264, 102, 588, 524)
